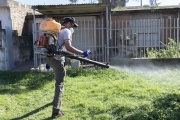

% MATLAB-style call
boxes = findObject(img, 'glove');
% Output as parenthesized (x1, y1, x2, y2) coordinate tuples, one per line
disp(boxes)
(46, 63, 50, 71)
(82, 50, 91, 57)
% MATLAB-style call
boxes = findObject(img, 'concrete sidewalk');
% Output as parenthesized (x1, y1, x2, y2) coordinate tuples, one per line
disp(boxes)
(11, 60, 34, 72)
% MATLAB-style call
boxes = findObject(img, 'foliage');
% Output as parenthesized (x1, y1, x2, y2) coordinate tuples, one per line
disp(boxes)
(69, 0, 78, 4)
(145, 38, 180, 58)
(149, 0, 161, 6)
(96, 0, 160, 7)
(0, 68, 179, 120)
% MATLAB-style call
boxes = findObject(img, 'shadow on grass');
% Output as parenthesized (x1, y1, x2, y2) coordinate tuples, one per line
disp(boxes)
(117, 93, 180, 120)
(0, 71, 54, 94)
(11, 102, 53, 120)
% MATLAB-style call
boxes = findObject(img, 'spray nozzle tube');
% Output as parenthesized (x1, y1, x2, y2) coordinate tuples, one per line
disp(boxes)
(35, 49, 109, 68)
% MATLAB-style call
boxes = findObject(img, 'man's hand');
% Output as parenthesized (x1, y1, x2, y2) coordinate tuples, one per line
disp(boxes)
(46, 63, 50, 70)
(82, 50, 91, 57)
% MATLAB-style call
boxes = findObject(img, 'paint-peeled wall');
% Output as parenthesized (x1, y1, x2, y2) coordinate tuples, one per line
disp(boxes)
(8, 0, 33, 66)
(12, 31, 33, 65)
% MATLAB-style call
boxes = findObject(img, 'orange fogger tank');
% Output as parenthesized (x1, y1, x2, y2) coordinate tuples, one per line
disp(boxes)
(35, 18, 60, 48)
(39, 18, 61, 34)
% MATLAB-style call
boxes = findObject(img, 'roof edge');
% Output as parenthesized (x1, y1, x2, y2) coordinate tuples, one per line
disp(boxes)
(32, 3, 107, 9)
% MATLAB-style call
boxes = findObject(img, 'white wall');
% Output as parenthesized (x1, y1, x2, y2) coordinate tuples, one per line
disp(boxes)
(0, 7, 14, 70)
(0, 0, 8, 6)
(0, 7, 11, 29)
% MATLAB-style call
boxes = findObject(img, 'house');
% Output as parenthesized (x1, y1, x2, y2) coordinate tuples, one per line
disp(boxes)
(0, 0, 180, 71)
(30, 4, 180, 69)
(0, 0, 109, 71)
(109, 5, 180, 58)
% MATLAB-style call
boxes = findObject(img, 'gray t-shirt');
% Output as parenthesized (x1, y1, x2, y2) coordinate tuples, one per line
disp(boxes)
(54, 27, 72, 62)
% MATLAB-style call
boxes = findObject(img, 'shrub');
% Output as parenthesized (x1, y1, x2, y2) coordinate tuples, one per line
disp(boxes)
(145, 38, 180, 58)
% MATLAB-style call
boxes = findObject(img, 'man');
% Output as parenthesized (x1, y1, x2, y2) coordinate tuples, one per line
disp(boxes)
(46, 17, 91, 119)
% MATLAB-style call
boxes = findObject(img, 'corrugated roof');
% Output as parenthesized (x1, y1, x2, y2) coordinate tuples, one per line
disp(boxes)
(32, 3, 107, 17)
(112, 5, 180, 12)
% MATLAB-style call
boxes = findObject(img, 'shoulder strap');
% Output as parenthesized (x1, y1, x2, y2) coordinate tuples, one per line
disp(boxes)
(57, 27, 67, 50)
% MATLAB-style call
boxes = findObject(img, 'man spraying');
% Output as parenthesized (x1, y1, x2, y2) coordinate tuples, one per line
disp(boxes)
(46, 17, 91, 118)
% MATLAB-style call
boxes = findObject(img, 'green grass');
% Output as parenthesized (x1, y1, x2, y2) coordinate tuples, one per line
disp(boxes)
(0, 68, 180, 120)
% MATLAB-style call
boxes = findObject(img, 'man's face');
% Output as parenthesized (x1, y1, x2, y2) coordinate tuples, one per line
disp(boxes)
(66, 22, 74, 28)
(71, 22, 74, 27)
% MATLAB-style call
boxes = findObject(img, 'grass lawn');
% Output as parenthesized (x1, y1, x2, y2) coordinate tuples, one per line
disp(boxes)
(0, 67, 180, 120)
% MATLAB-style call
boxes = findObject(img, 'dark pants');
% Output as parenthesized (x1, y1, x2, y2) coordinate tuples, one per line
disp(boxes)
(46, 57, 66, 113)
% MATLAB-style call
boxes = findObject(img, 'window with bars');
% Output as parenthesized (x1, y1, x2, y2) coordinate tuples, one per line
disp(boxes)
(0, 20, 2, 47)
(0, 21, 1, 29)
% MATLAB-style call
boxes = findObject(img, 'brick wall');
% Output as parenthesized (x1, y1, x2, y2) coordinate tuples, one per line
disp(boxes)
(7, 0, 32, 36)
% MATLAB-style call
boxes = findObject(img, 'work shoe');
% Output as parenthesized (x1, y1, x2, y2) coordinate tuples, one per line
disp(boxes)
(51, 110, 64, 119)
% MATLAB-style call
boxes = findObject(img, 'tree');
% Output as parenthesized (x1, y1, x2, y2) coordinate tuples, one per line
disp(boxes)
(149, 0, 160, 6)
(96, 0, 129, 8)
(69, 0, 78, 4)
(88, 0, 160, 7)
(89, 0, 97, 3)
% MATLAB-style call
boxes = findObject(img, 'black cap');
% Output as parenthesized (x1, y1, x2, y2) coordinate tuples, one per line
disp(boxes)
(62, 17, 78, 27)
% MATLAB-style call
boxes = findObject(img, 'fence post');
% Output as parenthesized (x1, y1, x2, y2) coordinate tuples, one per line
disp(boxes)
(33, 9, 37, 70)
(177, 18, 179, 58)
(106, 5, 110, 62)
(133, 33, 138, 58)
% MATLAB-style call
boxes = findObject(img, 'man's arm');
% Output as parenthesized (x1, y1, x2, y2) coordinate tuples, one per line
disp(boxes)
(64, 39, 83, 55)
